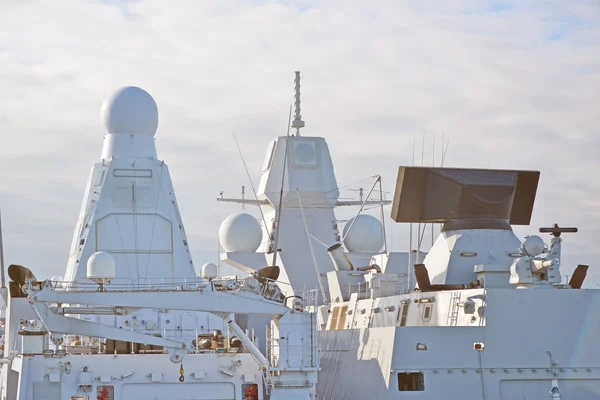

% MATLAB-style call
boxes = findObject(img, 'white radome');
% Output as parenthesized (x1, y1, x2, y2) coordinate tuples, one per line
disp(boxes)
(343, 215, 384, 253)
(101, 86, 159, 136)
(219, 213, 263, 252)
(201, 263, 218, 280)
(87, 251, 116, 284)
(522, 235, 545, 257)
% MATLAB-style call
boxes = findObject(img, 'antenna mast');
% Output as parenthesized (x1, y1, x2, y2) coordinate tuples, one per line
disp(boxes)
(270, 105, 293, 266)
(0, 211, 7, 306)
(291, 71, 305, 136)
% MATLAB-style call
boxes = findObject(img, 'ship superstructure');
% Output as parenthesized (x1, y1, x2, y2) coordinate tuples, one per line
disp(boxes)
(218, 72, 417, 305)
(218, 73, 600, 399)
(0, 87, 319, 400)
(316, 166, 599, 399)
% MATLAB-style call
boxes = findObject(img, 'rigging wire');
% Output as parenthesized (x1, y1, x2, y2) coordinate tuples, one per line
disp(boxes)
(297, 188, 328, 304)
(143, 161, 167, 284)
(233, 133, 273, 249)
(271, 104, 293, 266)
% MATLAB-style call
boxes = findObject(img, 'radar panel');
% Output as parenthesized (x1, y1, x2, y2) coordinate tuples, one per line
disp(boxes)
(391, 167, 539, 225)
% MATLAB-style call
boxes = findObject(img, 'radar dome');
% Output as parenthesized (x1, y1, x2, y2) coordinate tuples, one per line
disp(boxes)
(101, 86, 159, 136)
(343, 215, 384, 253)
(522, 235, 545, 257)
(219, 213, 262, 252)
(201, 263, 218, 280)
(87, 251, 116, 284)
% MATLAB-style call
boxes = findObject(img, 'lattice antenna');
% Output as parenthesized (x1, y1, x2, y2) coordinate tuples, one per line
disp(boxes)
(291, 71, 305, 136)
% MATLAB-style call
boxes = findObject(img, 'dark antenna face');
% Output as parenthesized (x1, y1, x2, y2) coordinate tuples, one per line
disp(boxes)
(8, 264, 35, 284)
(539, 223, 578, 237)
(391, 167, 540, 225)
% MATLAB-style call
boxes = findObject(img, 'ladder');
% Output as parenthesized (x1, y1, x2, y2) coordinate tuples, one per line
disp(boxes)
(446, 291, 461, 326)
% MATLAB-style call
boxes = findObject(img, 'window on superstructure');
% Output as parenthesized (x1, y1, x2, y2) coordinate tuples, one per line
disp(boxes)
(397, 372, 425, 391)
(422, 304, 432, 322)
(329, 307, 340, 330)
(337, 305, 348, 330)
(396, 302, 409, 326)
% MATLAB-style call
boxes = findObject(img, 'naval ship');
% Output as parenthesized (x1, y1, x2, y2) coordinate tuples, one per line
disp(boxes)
(218, 72, 600, 399)
(0, 86, 319, 399)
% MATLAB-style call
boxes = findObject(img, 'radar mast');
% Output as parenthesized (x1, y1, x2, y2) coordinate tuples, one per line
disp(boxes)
(291, 71, 305, 136)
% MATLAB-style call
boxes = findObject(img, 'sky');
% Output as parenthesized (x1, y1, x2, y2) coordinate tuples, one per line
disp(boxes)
(0, 0, 599, 285)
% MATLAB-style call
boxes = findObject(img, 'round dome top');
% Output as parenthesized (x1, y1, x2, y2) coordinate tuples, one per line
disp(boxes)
(522, 235, 545, 257)
(87, 251, 116, 282)
(101, 86, 159, 136)
(219, 213, 263, 252)
(343, 215, 384, 253)
(201, 263, 218, 280)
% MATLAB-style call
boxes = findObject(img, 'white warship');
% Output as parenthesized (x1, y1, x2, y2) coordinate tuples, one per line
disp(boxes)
(0, 86, 319, 400)
(219, 72, 600, 399)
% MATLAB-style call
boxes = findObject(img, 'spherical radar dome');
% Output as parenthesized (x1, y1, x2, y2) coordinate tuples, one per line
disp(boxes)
(101, 86, 159, 136)
(522, 235, 545, 257)
(219, 213, 263, 252)
(87, 251, 116, 284)
(343, 215, 384, 253)
(201, 263, 218, 280)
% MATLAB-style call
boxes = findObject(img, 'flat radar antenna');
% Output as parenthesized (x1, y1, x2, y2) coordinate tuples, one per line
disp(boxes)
(291, 71, 305, 136)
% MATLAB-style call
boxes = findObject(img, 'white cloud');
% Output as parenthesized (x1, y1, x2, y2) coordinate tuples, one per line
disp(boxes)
(0, 0, 598, 284)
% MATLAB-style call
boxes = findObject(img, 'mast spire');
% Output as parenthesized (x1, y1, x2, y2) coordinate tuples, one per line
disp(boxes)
(291, 71, 305, 136)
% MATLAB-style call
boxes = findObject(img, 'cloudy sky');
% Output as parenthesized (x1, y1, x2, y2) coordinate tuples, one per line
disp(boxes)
(0, 0, 599, 285)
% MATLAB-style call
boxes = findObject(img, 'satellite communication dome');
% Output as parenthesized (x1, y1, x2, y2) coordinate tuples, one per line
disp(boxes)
(87, 251, 116, 284)
(343, 215, 384, 253)
(201, 263, 218, 280)
(50, 275, 64, 288)
(219, 213, 263, 252)
(522, 235, 545, 257)
(100, 86, 159, 136)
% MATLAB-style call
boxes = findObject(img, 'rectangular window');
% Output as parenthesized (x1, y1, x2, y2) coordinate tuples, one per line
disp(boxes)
(422, 304, 432, 322)
(398, 372, 425, 391)
(329, 307, 340, 330)
(396, 302, 409, 326)
(337, 305, 348, 330)
(113, 169, 152, 178)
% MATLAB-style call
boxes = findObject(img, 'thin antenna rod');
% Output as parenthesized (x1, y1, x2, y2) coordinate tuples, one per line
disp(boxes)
(379, 177, 388, 254)
(432, 133, 435, 247)
(233, 133, 273, 249)
(297, 188, 328, 304)
(408, 133, 415, 291)
(417, 133, 424, 258)
(271, 105, 293, 266)
(291, 71, 305, 136)
(441, 139, 450, 166)
(420, 132, 425, 166)
(0, 210, 5, 289)
(341, 175, 380, 246)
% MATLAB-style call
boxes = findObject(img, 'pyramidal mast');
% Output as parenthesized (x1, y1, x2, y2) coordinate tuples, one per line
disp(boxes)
(63, 87, 195, 286)
(218, 72, 387, 297)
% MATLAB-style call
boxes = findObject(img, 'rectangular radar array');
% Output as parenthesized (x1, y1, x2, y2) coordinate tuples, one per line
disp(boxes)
(390, 167, 540, 225)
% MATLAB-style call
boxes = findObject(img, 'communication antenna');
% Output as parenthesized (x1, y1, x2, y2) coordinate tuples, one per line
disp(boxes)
(291, 71, 305, 136)
(233, 134, 273, 250)
(0, 210, 6, 306)
(271, 104, 293, 266)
